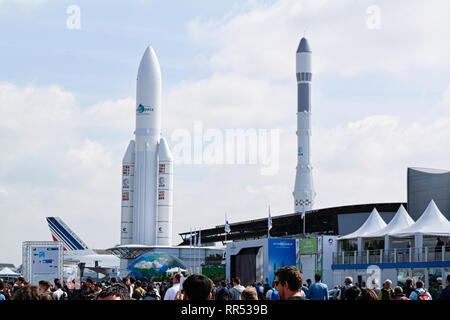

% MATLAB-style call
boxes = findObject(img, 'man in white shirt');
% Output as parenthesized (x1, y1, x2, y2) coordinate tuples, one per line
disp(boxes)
(229, 277, 245, 300)
(163, 274, 182, 300)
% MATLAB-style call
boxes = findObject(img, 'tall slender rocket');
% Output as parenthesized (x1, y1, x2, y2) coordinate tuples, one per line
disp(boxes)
(133, 46, 162, 245)
(293, 37, 316, 213)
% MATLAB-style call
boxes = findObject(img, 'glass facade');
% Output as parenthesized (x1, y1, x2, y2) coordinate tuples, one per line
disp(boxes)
(412, 269, 426, 284)
(397, 269, 410, 287)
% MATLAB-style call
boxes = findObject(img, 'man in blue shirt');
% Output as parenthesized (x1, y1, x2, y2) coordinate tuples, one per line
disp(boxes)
(215, 280, 231, 300)
(270, 288, 279, 300)
(307, 274, 329, 300)
(265, 281, 280, 300)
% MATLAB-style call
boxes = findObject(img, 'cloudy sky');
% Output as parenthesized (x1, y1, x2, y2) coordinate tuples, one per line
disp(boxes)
(1, 0, 449, 266)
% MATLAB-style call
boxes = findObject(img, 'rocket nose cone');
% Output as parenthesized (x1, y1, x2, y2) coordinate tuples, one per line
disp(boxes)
(122, 140, 135, 162)
(137, 45, 161, 80)
(158, 137, 173, 161)
(297, 37, 311, 53)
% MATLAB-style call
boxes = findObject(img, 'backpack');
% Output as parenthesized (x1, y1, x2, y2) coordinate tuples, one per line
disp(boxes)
(416, 290, 431, 301)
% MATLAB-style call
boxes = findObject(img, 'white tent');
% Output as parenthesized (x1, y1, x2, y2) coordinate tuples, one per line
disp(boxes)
(362, 205, 415, 251)
(0, 267, 20, 277)
(338, 208, 387, 253)
(391, 200, 450, 238)
(338, 208, 387, 240)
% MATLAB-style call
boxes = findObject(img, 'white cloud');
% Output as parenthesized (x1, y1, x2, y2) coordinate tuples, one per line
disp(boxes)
(0, 0, 47, 13)
(187, 0, 450, 78)
(314, 115, 450, 207)
(0, 82, 77, 164)
(81, 98, 135, 130)
(0, 82, 131, 265)
(164, 73, 293, 131)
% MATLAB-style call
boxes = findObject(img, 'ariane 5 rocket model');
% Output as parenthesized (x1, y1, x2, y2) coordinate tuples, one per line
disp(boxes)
(120, 46, 173, 246)
(293, 37, 316, 213)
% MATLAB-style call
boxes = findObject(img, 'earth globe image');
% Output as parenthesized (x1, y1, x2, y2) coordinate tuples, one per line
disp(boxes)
(127, 252, 187, 279)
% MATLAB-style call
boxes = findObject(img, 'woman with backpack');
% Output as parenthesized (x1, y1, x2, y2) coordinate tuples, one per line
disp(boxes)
(409, 281, 432, 300)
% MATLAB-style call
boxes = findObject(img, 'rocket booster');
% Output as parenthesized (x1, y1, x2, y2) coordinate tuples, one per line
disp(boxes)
(120, 46, 174, 247)
(120, 140, 135, 245)
(293, 37, 316, 213)
(157, 137, 173, 246)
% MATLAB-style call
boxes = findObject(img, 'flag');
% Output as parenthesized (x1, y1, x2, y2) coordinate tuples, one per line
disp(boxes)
(198, 229, 201, 247)
(301, 204, 306, 220)
(189, 227, 192, 247)
(193, 229, 197, 248)
(268, 205, 272, 231)
(225, 214, 231, 234)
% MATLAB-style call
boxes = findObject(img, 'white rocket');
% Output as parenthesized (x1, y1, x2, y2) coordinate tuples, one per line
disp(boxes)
(120, 46, 173, 247)
(293, 37, 316, 213)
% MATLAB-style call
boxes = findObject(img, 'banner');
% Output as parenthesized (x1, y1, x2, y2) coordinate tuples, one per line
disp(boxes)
(300, 238, 318, 255)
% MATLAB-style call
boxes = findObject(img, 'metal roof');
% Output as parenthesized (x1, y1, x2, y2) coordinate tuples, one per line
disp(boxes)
(177, 202, 406, 246)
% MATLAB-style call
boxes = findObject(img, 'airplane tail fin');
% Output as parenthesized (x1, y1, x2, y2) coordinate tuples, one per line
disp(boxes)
(46, 217, 90, 251)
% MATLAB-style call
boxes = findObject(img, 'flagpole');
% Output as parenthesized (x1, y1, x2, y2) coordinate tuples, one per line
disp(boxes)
(225, 213, 227, 243)
(198, 228, 202, 274)
(196, 228, 199, 274)
(303, 204, 306, 235)
(193, 228, 197, 274)
(189, 226, 192, 274)
(303, 214, 305, 235)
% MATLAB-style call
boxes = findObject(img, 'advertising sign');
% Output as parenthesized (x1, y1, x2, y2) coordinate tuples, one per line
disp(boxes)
(300, 238, 318, 255)
(317, 237, 323, 276)
(23, 241, 63, 285)
(267, 238, 296, 286)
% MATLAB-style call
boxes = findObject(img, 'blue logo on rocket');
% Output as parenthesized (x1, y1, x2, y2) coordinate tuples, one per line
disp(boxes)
(136, 104, 154, 114)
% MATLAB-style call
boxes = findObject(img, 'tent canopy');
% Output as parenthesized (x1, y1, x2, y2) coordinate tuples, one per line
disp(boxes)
(0, 267, 20, 277)
(363, 205, 415, 238)
(338, 208, 387, 240)
(391, 200, 450, 238)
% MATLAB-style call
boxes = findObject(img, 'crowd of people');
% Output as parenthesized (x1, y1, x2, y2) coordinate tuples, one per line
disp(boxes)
(329, 274, 450, 301)
(1, 268, 450, 301)
(0, 276, 161, 300)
